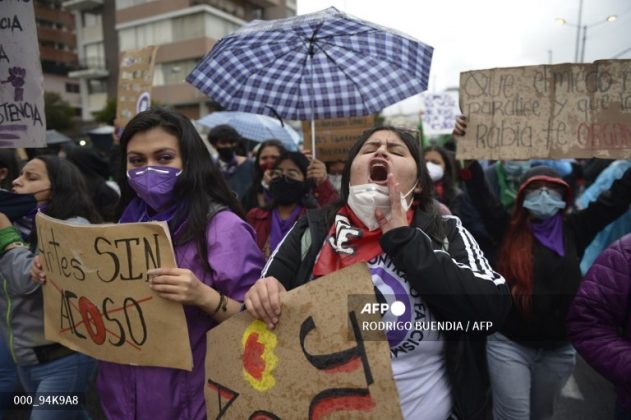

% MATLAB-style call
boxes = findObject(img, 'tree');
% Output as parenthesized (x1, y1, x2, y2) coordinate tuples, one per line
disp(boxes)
(92, 97, 117, 125)
(44, 91, 75, 131)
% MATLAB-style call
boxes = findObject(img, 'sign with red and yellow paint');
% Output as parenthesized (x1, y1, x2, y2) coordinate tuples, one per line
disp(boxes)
(204, 264, 402, 419)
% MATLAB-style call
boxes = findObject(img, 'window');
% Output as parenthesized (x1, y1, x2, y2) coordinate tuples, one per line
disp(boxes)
(119, 20, 173, 51)
(118, 11, 239, 51)
(252, 8, 263, 20)
(84, 43, 105, 68)
(82, 12, 102, 28)
(65, 83, 80, 94)
(153, 60, 198, 86)
(88, 79, 107, 94)
(116, 0, 159, 10)
(172, 14, 204, 41)
(204, 13, 239, 40)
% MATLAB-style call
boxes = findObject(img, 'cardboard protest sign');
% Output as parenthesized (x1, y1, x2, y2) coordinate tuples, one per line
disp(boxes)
(0, 1, 46, 148)
(457, 60, 631, 160)
(421, 91, 460, 136)
(36, 213, 193, 371)
(204, 263, 402, 419)
(116, 46, 158, 129)
(302, 116, 375, 162)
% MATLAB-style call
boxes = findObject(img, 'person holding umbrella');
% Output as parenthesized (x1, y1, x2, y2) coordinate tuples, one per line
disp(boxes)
(246, 150, 338, 257)
(244, 126, 511, 420)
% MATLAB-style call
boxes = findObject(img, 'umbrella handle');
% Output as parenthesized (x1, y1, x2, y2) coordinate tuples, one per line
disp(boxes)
(311, 119, 316, 160)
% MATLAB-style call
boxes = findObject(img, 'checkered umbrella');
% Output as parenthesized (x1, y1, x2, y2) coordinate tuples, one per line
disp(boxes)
(197, 111, 300, 150)
(186, 7, 433, 156)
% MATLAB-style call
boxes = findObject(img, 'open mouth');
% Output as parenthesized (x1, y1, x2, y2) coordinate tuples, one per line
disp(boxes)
(369, 158, 389, 184)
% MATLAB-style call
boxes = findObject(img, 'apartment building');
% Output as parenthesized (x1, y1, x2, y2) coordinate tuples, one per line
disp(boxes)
(115, 0, 295, 119)
(63, 0, 119, 121)
(35, 0, 82, 117)
(62, 0, 295, 121)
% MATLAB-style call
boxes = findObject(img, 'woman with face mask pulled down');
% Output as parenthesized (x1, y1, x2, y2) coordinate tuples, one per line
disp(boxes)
(454, 116, 631, 420)
(92, 108, 265, 420)
(0, 155, 101, 420)
(245, 126, 512, 420)
(247, 151, 339, 258)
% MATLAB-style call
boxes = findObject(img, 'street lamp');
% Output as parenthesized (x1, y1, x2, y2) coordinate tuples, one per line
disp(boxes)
(556, 14, 618, 62)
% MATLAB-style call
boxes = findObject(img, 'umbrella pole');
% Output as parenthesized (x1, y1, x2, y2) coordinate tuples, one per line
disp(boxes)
(311, 119, 316, 160)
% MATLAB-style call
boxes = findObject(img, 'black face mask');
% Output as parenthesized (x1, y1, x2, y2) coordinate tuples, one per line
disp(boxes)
(217, 147, 235, 161)
(0, 190, 38, 221)
(269, 177, 307, 205)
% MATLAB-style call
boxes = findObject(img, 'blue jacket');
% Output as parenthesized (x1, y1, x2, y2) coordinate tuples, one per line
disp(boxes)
(578, 160, 631, 274)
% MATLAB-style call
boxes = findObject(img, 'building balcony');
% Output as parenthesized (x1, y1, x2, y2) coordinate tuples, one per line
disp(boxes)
(37, 27, 77, 49)
(62, 0, 104, 12)
(35, 6, 75, 27)
(68, 57, 109, 79)
(40, 47, 78, 66)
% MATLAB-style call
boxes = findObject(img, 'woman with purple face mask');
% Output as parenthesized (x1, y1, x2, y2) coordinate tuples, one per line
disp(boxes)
(95, 108, 265, 420)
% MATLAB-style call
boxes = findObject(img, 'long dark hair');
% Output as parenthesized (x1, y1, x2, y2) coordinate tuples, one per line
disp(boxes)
(324, 126, 444, 239)
(116, 108, 244, 273)
(0, 148, 20, 190)
(29, 155, 102, 248)
(37, 155, 102, 223)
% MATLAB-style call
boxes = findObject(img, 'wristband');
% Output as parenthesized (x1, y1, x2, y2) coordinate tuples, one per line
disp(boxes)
(210, 293, 228, 317)
(0, 226, 23, 255)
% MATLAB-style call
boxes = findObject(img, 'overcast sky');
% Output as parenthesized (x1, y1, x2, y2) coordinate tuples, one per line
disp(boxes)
(297, 0, 631, 114)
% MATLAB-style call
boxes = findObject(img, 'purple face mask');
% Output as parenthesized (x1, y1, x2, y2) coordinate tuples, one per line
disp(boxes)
(127, 166, 182, 211)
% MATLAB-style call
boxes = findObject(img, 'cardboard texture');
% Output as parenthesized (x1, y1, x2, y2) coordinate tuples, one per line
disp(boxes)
(116, 46, 158, 129)
(204, 263, 402, 419)
(302, 116, 375, 162)
(0, 1, 46, 148)
(457, 60, 631, 160)
(36, 213, 193, 371)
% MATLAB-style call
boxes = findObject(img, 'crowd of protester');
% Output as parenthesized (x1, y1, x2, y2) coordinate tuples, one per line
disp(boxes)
(1, 107, 630, 420)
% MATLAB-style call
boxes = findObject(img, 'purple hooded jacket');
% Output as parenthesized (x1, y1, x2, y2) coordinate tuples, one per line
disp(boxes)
(567, 233, 631, 411)
(97, 210, 265, 419)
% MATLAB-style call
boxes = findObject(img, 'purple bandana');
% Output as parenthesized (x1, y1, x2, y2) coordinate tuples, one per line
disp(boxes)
(528, 212, 565, 256)
(119, 197, 183, 225)
(269, 205, 303, 253)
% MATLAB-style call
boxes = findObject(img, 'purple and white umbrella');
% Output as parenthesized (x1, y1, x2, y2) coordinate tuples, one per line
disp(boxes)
(187, 7, 433, 156)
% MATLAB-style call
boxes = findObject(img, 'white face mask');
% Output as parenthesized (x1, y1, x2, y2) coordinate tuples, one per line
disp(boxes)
(347, 182, 416, 231)
(329, 174, 342, 192)
(426, 162, 444, 181)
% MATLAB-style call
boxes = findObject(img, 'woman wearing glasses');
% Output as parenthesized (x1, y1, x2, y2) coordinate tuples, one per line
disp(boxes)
(246, 151, 338, 257)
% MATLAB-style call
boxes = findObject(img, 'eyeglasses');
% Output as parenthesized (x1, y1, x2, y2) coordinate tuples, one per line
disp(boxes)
(269, 168, 303, 181)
